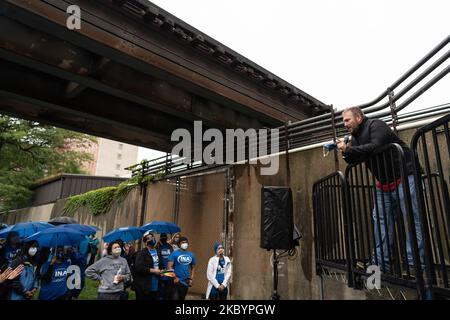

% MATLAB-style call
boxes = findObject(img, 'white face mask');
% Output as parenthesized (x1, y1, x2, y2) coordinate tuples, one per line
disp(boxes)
(180, 243, 189, 250)
(112, 247, 122, 257)
(28, 247, 37, 257)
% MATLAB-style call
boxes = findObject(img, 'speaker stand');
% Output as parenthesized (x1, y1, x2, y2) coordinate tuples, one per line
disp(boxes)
(271, 249, 280, 300)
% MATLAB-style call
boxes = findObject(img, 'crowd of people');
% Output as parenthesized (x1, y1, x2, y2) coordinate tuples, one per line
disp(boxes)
(0, 229, 232, 301)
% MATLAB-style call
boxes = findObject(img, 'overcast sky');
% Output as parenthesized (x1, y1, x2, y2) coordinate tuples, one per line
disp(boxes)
(138, 0, 450, 161)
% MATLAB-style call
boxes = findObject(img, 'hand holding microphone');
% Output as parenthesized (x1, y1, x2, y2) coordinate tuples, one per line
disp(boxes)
(323, 135, 350, 157)
(336, 135, 350, 153)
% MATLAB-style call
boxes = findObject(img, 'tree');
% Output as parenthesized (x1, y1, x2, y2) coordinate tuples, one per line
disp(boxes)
(0, 115, 96, 212)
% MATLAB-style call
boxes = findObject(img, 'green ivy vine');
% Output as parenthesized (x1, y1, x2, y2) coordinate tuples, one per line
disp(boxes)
(62, 169, 166, 216)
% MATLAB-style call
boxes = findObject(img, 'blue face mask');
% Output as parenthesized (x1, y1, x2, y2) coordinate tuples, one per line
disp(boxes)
(147, 239, 156, 247)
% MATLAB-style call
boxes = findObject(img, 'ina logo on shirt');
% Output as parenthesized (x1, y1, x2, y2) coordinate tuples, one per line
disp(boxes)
(177, 255, 192, 265)
(54, 270, 68, 277)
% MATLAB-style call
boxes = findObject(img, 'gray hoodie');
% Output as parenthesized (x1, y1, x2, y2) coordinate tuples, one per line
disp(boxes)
(85, 255, 131, 293)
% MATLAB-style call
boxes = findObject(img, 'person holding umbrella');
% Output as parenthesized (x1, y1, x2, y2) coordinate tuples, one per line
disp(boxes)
(38, 246, 71, 300)
(134, 231, 163, 300)
(23, 225, 86, 300)
(85, 240, 131, 300)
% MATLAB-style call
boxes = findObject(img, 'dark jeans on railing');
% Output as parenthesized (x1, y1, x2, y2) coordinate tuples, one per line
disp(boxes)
(372, 175, 425, 272)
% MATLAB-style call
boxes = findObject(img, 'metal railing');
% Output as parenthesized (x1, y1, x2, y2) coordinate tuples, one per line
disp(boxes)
(313, 171, 354, 287)
(313, 114, 450, 299)
(345, 143, 426, 298)
(411, 113, 450, 299)
(313, 143, 429, 299)
(126, 153, 225, 179)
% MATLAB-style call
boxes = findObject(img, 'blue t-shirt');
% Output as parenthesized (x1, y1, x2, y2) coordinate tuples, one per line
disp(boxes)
(159, 243, 172, 269)
(149, 249, 159, 292)
(159, 243, 172, 282)
(215, 257, 226, 284)
(38, 260, 70, 300)
(168, 250, 196, 286)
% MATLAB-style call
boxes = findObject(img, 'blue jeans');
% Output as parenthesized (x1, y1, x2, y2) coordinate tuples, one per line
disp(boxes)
(372, 175, 425, 272)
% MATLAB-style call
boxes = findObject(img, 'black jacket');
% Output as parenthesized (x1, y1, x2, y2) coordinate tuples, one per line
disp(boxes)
(343, 117, 415, 183)
(133, 248, 163, 293)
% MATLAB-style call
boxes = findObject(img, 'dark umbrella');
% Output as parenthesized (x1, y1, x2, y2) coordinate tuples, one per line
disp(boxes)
(48, 216, 78, 225)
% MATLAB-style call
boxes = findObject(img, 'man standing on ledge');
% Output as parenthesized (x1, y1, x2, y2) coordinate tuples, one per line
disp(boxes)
(337, 106, 425, 274)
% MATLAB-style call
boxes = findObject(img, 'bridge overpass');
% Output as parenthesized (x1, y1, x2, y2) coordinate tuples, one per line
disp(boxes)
(0, 0, 328, 152)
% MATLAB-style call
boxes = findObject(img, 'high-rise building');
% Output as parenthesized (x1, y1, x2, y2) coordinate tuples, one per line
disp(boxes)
(77, 138, 138, 177)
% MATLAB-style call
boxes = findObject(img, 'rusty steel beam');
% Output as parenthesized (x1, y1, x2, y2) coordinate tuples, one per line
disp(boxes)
(0, 15, 263, 130)
(1, 0, 323, 123)
(0, 90, 175, 152)
(0, 0, 330, 153)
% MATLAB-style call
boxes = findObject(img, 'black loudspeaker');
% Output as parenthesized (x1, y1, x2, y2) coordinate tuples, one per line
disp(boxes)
(261, 186, 294, 250)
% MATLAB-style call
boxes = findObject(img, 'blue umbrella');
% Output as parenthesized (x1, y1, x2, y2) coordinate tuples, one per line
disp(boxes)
(0, 221, 55, 239)
(139, 221, 181, 234)
(103, 226, 144, 243)
(24, 226, 86, 247)
(58, 224, 100, 236)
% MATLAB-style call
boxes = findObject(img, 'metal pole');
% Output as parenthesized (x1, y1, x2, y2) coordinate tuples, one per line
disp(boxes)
(284, 122, 291, 186)
(330, 105, 339, 171)
(388, 89, 399, 134)
(272, 249, 280, 300)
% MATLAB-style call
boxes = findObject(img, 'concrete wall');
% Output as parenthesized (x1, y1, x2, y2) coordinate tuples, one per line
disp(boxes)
(0, 203, 55, 225)
(231, 149, 366, 300)
(145, 179, 177, 223)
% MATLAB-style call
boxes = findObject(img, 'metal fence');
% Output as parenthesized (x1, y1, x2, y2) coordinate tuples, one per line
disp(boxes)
(345, 143, 426, 298)
(411, 113, 450, 299)
(313, 114, 450, 299)
(313, 171, 354, 288)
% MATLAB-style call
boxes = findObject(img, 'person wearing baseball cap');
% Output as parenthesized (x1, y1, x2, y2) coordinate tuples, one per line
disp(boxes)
(133, 230, 163, 300)
(167, 236, 196, 300)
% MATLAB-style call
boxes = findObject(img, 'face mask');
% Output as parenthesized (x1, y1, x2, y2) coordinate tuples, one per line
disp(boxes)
(56, 252, 65, 260)
(28, 247, 38, 257)
(160, 238, 167, 244)
(147, 239, 156, 247)
(112, 248, 122, 257)
(180, 243, 189, 250)
(174, 238, 180, 244)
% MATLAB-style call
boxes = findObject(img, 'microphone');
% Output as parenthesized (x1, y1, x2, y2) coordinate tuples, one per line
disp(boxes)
(323, 135, 350, 157)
